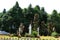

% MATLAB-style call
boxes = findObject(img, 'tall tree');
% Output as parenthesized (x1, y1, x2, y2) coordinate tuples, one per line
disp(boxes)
(26, 4, 34, 21)
(40, 7, 48, 23)
(51, 10, 60, 33)
(34, 5, 40, 13)
(51, 10, 58, 23)
(3, 8, 6, 13)
(34, 5, 41, 22)
(8, 1, 23, 33)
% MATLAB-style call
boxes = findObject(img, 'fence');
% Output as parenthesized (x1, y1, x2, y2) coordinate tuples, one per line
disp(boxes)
(0, 37, 60, 40)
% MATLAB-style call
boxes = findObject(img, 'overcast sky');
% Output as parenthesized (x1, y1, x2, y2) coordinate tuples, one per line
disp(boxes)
(0, 0, 60, 14)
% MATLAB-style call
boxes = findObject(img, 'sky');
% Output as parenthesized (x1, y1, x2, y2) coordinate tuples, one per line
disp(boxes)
(0, 0, 60, 14)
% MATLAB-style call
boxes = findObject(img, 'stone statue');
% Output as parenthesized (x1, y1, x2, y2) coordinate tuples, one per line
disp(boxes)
(28, 20, 32, 35)
(33, 13, 39, 31)
(17, 23, 25, 37)
(33, 13, 40, 36)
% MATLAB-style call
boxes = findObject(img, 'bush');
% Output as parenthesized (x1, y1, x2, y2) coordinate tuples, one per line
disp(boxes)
(25, 31, 38, 37)
(31, 30, 38, 37)
(25, 33, 31, 37)
(51, 31, 58, 38)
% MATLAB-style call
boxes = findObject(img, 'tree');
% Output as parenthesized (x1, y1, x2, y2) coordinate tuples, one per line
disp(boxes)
(39, 7, 48, 36)
(40, 7, 48, 23)
(34, 5, 40, 13)
(33, 13, 39, 31)
(34, 5, 41, 23)
(51, 10, 58, 23)
(3, 8, 6, 13)
(23, 8, 27, 17)
(7, 1, 23, 33)
(26, 4, 34, 21)
(51, 10, 60, 33)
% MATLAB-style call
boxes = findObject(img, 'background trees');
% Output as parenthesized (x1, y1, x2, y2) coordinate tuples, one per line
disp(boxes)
(0, 1, 60, 36)
(51, 10, 60, 33)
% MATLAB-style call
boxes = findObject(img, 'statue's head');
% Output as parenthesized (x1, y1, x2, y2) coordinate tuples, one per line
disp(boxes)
(34, 13, 39, 21)
(19, 23, 25, 29)
(19, 23, 23, 27)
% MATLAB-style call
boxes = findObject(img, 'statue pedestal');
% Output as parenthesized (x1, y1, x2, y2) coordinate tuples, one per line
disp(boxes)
(37, 27, 39, 36)
(29, 24, 32, 35)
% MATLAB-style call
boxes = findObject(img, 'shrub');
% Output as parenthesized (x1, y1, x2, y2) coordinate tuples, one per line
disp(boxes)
(25, 31, 38, 37)
(51, 31, 58, 38)
(31, 30, 38, 37)
(25, 33, 31, 37)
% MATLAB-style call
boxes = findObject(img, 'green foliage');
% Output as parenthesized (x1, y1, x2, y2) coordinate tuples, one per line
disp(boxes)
(3, 8, 6, 13)
(40, 7, 48, 23)
(31, 30, 38, 37)
(34, 5, 40, 13)
(51, 31, 58, 37)
(51, 10, 60, 33)
(0, 1, 60, 36)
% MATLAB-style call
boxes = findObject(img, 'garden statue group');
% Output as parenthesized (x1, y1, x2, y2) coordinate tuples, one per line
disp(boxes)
(17, 13, 55, 37)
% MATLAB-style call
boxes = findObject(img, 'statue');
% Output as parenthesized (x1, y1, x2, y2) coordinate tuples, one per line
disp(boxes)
(48, 22, 54, 35)
(17, 23, 25, 37)
(33, 13, 40, 37)
(28, 20, 32, 35)
(33, 13, 39, 30)
(37, 27, 39, 36)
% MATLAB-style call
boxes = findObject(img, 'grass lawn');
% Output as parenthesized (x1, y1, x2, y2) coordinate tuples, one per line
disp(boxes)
(0, 35, 60, 40)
